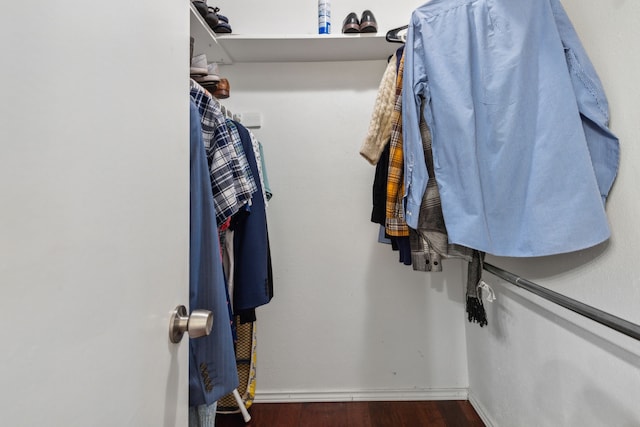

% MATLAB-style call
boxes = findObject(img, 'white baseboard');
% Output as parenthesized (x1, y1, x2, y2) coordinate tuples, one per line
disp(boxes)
(468, 391, 495, 427)
(254, 388, 469, 403)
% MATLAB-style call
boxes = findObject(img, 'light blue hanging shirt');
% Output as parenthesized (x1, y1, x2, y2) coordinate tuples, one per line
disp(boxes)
(402, 0, 619, 257)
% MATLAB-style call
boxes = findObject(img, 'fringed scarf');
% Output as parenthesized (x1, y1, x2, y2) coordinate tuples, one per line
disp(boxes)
(466, 251, 487, 327)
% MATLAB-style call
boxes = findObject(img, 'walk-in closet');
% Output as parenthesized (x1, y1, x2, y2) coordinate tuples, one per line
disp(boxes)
(1, 0, 639, 426)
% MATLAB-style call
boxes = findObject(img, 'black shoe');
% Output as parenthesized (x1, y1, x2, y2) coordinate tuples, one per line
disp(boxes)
(205, 7, 219, 29)
(208, 7, 232, 33)
(342, 12, 360, 33)
(359, 10, 378, 33)
(213, 21, 232, 33)
(192, 0, 208, 17)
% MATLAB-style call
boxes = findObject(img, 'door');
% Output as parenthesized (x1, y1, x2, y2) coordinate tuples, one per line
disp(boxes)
(0, 1, 190, 426)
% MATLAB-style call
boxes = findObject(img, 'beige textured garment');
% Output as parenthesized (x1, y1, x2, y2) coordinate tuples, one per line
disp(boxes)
(359, 54, 398, 165)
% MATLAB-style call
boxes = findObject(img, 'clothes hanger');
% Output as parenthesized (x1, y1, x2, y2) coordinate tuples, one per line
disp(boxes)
(385, 25, 408, 43)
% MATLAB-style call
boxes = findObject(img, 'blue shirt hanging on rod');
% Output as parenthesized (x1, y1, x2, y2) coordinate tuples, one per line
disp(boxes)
(402, 0, 619, 257)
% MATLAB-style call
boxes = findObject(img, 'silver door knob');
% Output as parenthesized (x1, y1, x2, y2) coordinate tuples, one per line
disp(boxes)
(169, 305, 213, 343)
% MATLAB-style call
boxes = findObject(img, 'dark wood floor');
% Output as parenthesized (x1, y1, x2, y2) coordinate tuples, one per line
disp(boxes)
(216, 401, 485, 427)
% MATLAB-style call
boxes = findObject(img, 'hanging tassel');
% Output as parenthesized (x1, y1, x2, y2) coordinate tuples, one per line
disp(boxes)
(466, 250, 488, 327)
(466, 295, 488, 327)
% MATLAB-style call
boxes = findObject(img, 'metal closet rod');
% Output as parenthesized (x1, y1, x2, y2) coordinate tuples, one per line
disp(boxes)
(482, 262, 640, 342)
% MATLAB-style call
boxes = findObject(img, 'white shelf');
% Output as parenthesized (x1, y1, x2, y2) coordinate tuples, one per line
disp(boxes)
(190, 4, 395, 64)
(190, 4, 231, 64)
(216, 33, 395, 63)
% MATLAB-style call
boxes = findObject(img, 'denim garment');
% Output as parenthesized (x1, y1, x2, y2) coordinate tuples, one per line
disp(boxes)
(402, 0, 619, 257)
(189, 100, 239, 406)
(189, 401, 217, 427)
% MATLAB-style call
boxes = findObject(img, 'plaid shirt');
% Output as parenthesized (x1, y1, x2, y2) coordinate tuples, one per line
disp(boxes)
(191, 80, 248, 225)
(406, 98, 486, 325)
(226, 120, 258, 207)
(410, 103, 474, 272)
(385, 54, 409, 237)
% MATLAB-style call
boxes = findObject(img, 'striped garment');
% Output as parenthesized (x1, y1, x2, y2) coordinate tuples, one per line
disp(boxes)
(385, 53, 409, 237)
(191, 80, 255, 225)
(410, 103, 476, 272)
(226, 120, 258, 205)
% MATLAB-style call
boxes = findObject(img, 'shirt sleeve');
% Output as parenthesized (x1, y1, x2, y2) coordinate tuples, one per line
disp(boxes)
(402, 14, 430, 229)
(551, 0, 620, 201)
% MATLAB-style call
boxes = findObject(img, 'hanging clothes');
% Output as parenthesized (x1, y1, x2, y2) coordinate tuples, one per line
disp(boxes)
(191, 79, 255, 226)
(402, 0, 619, 257)
(228, 120, 273, 321)
(385, 51, 412, 266)
(189, 402, 216, 427)
(188, 100, 239, 409)
(363, 48, 401, 227)
(257, 142, 273, 203)
(360, 48, 411, 265)
(189, 65, 274, 426)
(409, 102, 477, 272)
(407, 100, 487, 324)
(362, 47, 488, 324)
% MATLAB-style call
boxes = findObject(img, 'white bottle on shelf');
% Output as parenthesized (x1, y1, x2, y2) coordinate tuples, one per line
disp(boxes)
(318, 0, 331, 34)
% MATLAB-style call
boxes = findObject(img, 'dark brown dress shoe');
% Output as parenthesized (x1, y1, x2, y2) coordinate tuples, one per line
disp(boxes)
(359, 10, 378, 33)
(192, 1, 208, 17)
(214, 78, 230, 99)
(213, 22, 232, 33)
(342, 12, 360, 33)
(205, 7, 219, 29)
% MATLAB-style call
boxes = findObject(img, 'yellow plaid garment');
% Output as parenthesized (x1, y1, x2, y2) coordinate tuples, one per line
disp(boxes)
(385, 53, 409, 237)
(216, 317, 257, 414)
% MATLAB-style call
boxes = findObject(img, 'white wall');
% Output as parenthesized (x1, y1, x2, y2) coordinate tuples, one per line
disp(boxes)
(213, 0, 422, 35)
(220, 59, 471, 401)
(466, 1, 640, 426)
(212, 0, 470, 402)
